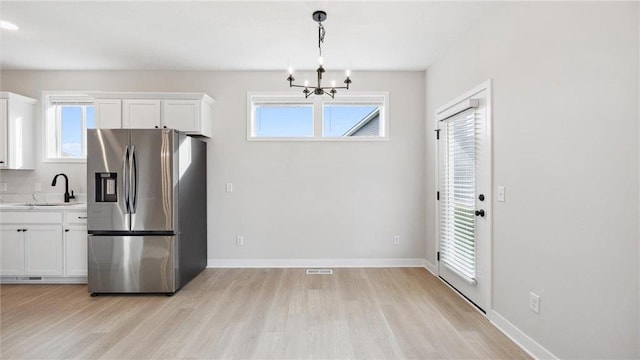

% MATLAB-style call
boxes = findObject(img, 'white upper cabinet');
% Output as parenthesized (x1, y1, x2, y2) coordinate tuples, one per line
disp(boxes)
(0, 92, 36, 170)
(123, 99, 162, 129)
(94, 99, 123, 129)
(92, 92, 214, 137)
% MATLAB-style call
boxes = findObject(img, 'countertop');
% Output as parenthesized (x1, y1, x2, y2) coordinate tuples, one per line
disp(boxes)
(0, 202, 87, 210)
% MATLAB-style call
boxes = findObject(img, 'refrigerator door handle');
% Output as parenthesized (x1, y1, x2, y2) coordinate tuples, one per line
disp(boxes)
(123, 145, 130, 214)
(131, 145, 138, 214)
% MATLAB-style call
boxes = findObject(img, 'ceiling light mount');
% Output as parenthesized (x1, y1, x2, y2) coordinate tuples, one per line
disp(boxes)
(287, 10, 351, 98)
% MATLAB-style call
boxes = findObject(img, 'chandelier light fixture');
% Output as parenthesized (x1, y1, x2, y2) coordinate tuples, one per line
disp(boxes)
(286, 10, 352, 98)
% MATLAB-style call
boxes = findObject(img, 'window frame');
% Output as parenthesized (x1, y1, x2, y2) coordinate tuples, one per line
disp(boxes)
(247, 92, 389, 142)
(43, 92, 95, 163)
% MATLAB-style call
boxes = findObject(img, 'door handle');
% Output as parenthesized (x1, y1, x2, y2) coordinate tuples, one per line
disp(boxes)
(475, 209, 485, 217)
(123, 145, 130, 214)
(130, 146, 138, 214)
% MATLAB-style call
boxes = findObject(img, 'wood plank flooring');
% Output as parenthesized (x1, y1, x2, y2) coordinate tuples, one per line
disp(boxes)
(0, 268, 530, 359)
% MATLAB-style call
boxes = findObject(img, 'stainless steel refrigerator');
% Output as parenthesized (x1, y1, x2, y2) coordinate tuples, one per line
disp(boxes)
(86, 129, 207, 295)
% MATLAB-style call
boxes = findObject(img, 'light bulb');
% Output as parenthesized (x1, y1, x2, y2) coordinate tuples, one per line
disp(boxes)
(331, 80, 336, 88)
(304, 80, 309, 87)
(288, 66, 294, 75)
(345, 69, 351, 77)
(318, 56, 324, 65)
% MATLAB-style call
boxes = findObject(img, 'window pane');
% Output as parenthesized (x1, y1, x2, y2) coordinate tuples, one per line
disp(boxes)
(60, 106, 82, 157)
(254, 105, 313, 137)
(323, 105, 381, 137)
(86, 106, 95, 129)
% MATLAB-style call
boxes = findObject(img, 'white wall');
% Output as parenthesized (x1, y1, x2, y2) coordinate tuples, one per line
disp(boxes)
(0, 70, 426, 262)
(425, 2, 639, 358)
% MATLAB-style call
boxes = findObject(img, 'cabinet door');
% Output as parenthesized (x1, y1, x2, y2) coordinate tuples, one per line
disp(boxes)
(95, 99, 122, 129)
(65, 225, 88, 276)
(162, 99, 199, 133)
(123, 99, 161, 129)
(24, 225, 63, 276)
(0, 226, 25, 276)
(0, 99, 7, 168)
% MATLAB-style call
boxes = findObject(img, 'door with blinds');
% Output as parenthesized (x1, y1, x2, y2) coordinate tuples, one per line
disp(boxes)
(436, 84, 491, 313)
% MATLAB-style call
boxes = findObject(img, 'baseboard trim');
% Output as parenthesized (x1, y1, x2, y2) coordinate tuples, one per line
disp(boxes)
(424, 259, 437, 275)
(0, 276, 87, 284)
(489, 310, 558, 360)
(207, 258, 426, 268)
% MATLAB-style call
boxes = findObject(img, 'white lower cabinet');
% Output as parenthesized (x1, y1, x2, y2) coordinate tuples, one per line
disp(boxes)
(0, 226, 25, 275)
(65, 226, 87, 276)
(0, 225, 62, 276)
(24, 225, 63, 276)
(64, 210, 88, 277)
(0, 209, 87, 283)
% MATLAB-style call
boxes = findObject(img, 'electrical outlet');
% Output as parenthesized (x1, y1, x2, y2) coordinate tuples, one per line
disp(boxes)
(529, 292, 540, 314)
(236, 235, 244, 246)
(0, 183, 7, 192)
(34, 183, 41, 192)
(226, 183, 233, 193)
(393, 235, 400, 245)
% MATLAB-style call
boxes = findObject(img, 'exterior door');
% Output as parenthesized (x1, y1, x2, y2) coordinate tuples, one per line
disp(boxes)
(437, 83, 491, 313)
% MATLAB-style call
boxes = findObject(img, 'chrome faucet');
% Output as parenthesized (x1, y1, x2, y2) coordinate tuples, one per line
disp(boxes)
(51, 173, 75, 203)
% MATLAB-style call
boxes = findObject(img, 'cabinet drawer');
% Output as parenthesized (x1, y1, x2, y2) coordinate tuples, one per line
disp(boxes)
(65, 211, 88, 225)
(0, 211, 63, 224)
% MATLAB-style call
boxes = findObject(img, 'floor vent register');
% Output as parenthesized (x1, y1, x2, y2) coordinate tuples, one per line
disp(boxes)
(305, 269, 333, 275)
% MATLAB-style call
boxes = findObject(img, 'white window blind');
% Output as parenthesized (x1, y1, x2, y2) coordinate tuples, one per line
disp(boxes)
(439, 108, 477, 284)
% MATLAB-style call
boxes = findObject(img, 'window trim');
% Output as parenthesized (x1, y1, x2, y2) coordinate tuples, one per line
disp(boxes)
(247, 91, 389, 142)
(42, 91, 95, 163)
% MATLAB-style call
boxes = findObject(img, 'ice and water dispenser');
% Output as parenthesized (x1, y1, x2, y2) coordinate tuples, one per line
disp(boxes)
(95, 173, 117, 202)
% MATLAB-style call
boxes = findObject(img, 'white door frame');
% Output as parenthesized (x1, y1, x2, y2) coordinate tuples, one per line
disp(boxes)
(433, 79, 493, 315)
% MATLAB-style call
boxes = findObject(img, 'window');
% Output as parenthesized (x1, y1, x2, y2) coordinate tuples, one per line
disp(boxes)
(253, 103, 313, 137)
(44, 93, 95, 161)
(323, 104, 382, 137)
(248, 93, 388, 140)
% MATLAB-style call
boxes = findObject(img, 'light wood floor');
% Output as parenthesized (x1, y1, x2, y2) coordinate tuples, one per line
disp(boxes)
(1, 268, 530, 359)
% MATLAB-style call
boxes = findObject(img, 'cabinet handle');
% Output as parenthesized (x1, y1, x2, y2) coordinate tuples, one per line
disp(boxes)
(0, 161, 4, 164)
(154, 126, 159, 129)
(17, 229, 22, 232)
(65, 229, 70, 232)
(22, 228, 27, 232)
(163, 125, 167, 129)
(78, 216, 87, 219)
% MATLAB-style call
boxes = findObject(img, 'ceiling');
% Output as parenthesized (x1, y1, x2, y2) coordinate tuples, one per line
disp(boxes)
(0, 1, 492, 71)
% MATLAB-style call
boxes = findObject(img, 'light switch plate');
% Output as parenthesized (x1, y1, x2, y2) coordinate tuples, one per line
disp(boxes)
(497, 186, 505, 202)
(226, 183, 233, 193)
